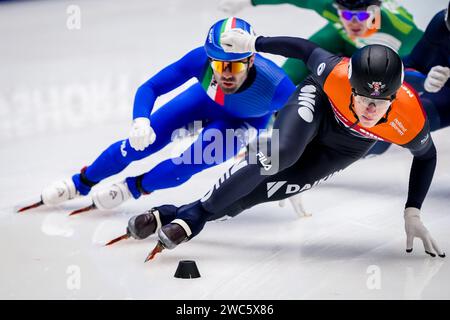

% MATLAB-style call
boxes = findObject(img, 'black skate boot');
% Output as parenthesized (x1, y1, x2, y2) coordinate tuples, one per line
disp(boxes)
(105, 205, 180, 246)
(158, 220, 191, 249)
(104, 208, 161, 246)
(127, 208, 161, 240)
(144, 219, 191, 262)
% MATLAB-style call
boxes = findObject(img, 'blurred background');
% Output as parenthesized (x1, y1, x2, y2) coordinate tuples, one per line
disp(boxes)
(1, 0, 447, 144)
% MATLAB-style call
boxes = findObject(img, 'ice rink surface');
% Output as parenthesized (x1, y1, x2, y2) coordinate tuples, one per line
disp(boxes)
(0, 0, 449, 299)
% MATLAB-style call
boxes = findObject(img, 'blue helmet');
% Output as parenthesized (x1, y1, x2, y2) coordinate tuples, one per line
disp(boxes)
(204, 17, 255, 61)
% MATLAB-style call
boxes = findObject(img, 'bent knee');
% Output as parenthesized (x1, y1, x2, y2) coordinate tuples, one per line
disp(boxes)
(275, 144, 300, 171)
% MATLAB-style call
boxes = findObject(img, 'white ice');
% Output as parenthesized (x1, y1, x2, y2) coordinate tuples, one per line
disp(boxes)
(0, 0, 449, 299)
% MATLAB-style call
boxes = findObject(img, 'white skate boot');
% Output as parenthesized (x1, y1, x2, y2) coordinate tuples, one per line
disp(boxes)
(92, 181, 132, 210)
(41, 179, 78, 206)
(69, 181, 133, 216)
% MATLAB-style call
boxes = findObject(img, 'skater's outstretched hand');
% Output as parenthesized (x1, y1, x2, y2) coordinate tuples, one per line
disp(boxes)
(129, 117, 156, 151)
(404, 207, 445, 258)
(221, 28, 257, 54)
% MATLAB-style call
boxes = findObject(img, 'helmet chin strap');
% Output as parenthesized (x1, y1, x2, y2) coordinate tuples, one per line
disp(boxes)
(348, 94, 360, 129)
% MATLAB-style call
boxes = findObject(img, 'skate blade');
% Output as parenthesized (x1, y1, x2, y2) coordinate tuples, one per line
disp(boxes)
(104, 234, 130, 246)
(16, 199, 44, 213)
(69, 203, 96, 216)
(144, 242, 165, 262)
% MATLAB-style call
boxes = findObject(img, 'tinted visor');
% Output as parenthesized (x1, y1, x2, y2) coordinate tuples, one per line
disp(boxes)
(210, 59, 249, 74)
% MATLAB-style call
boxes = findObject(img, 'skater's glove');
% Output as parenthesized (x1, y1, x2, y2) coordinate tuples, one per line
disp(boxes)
(221, 29, 257, 54)
(129, 117, 156, 151)
(218, 0, 252, 15)
(424, 65, 450, 93)
(279, 193, 311, 217)
(404, 207, 445, 258)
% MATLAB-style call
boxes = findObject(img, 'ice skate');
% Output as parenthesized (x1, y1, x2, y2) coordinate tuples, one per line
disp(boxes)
(105, 208, 161, 246)
(17, 179, 78, 213)
(144, 220, 190, 262)
(69, 181, 132, 216)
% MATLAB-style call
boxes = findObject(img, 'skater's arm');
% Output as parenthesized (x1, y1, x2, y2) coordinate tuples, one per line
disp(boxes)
(255, 36, 342, 86)
(255, 36, 322, 64)
(221, 29, 342, 79)
(133, 47, 208, 119)
(402, 141, 443, 257)
(405, 142, 436, 210)
(403, 121, 436, 210)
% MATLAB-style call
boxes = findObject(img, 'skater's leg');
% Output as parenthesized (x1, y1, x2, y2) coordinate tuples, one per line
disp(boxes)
(122, 117, 270, 237)
(198, 82, 326, 216)
(157, 142, 370, 243)
(72, 83, 210, 194)
(147, 80, 329, 239)
(126, 117, 265, 196)
(182, 139, 371, 231)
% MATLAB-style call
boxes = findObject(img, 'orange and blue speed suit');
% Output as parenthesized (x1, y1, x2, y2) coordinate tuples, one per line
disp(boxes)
(146, 36, 436, 238)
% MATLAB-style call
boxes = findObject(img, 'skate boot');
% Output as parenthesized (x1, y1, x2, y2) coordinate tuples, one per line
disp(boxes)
(92, 181, 132, 210)
(41, 179, 79, 206)
(127, 208, 162, 240)
(144, 220, 192, 262)
(17, 167, 95, 213)
(105, 205, 179, 246)
(158, 220, 192, 249)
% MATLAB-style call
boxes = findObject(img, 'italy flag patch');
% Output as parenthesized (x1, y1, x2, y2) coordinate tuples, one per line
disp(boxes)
(201, 66, 225, 106)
